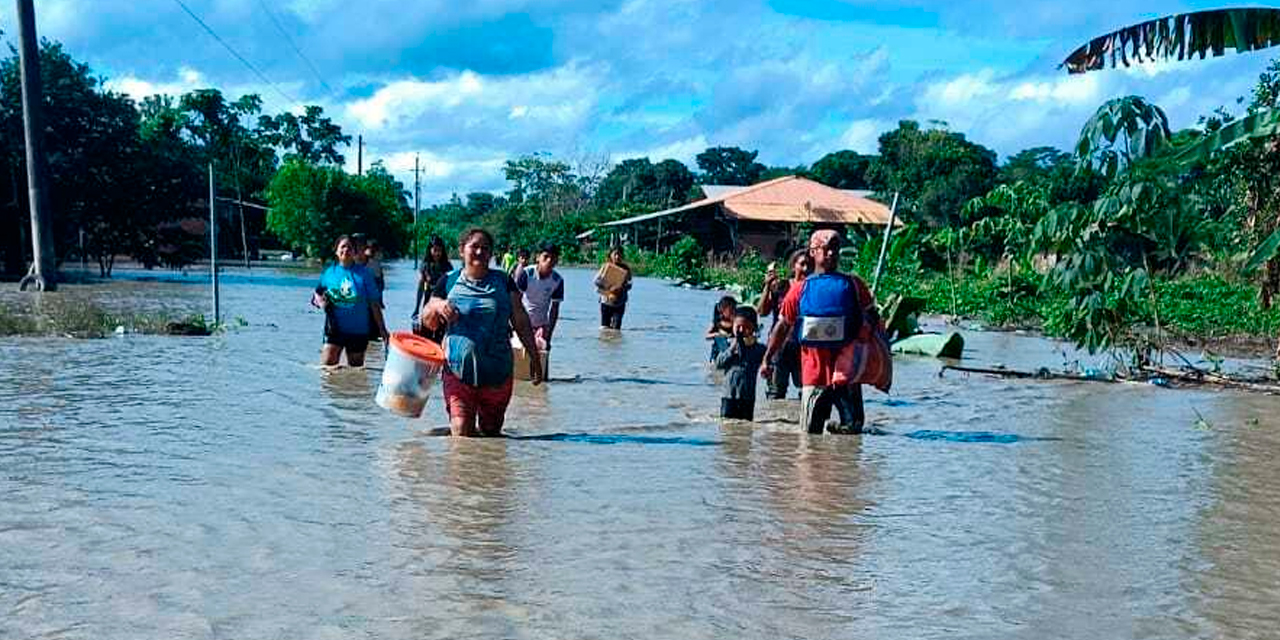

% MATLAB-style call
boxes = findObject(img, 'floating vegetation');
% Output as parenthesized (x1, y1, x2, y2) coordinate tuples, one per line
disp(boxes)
(0, 296, 218, 338)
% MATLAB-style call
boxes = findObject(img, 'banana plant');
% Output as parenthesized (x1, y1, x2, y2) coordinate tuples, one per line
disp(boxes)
(1065, 10, 1280, 169)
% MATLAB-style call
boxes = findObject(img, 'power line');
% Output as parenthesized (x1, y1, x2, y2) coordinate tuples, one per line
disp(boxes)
(255, 0, 336, 98)
(171, 0, 297, 107)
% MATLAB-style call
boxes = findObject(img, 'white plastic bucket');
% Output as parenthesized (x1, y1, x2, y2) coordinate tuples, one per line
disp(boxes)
(376, 331, 445, 417)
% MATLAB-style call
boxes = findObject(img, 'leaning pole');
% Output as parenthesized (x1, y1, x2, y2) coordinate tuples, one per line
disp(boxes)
(16, 0, 56, 291)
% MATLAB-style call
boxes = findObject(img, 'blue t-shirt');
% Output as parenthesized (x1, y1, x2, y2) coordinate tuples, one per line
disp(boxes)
(319, 264, 380, 336)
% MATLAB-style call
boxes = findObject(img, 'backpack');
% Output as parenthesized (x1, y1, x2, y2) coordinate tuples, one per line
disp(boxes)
(797, 273, 862, 348)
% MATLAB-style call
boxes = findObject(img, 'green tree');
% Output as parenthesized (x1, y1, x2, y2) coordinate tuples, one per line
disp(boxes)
(466, 191, 497, 216)
(998, 147, 1071, 184)
(867, 120, 998, 227)
(502, 152, 590, 218)
(0, 41, 152, 275)
(652, 159, 695, 204)
(257, 105, 351, 165)
(178, 89, 278, 259)
(759, 164, 807, 181)
(695, 146, 766, 186)
(596, 157, 695, 208)
(810, 150, 872, 189)
(265, 159, 410, 258)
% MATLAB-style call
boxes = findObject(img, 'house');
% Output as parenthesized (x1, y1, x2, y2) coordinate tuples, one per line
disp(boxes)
(578, 175, 901, 259)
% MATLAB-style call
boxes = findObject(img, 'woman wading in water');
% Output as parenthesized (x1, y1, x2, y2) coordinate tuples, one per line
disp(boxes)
(413, 236, 453, 343)
(314, 235, 389, 367)
(594, 246, 633, 330)
(421, 228, 543, 436)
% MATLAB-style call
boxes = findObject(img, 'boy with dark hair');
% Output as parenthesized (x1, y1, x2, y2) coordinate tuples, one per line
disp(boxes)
(715, 306, 767, 421)
(515, 242, 565, 350)
(510, 247, 531, 279)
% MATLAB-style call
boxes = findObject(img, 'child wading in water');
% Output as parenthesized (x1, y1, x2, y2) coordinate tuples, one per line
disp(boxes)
(715, 306, 767, 420)
(706, 295, 737, 361)
(516, 242, 565, 350)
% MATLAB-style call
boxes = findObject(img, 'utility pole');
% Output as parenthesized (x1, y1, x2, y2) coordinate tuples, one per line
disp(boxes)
(16, 0, 56, 291)
(357, 135, 363, 176)
(413, 153, 421, 270)
(209, 163, 220, 325)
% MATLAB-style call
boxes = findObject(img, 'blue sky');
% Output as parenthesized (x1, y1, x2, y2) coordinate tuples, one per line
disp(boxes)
(5, 0, 1278, 202)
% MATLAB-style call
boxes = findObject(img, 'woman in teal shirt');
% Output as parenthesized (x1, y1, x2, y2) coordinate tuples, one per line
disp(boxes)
(314, 235, 389, 367)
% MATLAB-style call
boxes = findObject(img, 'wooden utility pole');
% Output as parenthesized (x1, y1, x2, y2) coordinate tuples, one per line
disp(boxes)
(413, 153, 421, 270)
(16, 0, 56, 291)
(357, 135, 363, 176)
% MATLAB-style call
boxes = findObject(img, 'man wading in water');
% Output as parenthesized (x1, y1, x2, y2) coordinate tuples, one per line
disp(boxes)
(760, 229, 876, 434)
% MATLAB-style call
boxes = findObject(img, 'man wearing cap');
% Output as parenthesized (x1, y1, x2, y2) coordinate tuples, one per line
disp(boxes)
(760, 229, 875, 434)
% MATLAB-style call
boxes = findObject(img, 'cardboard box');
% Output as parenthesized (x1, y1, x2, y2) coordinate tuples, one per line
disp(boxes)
(596, 263, 628, 293)
(511, 336, 550, 381)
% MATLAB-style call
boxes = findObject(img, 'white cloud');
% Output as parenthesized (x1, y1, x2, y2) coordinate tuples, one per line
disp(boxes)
(1008, 75, 1100, 104)
(908, 56, 1273, 158)
(347, 71, 486, 130)
(343, 64, 601, 150)
(105, 66, 207, 101)
(925, 70, 1001, 106)
(378, 149, 505, 181)
(838, 119, 884, 154)
(610, 134, 709, 165)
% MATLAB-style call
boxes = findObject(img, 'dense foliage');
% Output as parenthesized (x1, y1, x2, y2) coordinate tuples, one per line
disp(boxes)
(0, 41, 371, 275)
(266, 160, 412, 258)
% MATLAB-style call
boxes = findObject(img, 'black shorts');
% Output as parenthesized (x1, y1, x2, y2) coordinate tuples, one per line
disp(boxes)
(721, 397, 756, 421)
(324, 330, 369, 353)
(601, 303, 626, 330)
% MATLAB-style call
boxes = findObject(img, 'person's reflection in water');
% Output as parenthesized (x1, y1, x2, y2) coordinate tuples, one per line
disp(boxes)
(319, 365, 374, 419)
(710, 427, 875, 635)
(763, 434, 874, 594)
(391, 437, 529, 631)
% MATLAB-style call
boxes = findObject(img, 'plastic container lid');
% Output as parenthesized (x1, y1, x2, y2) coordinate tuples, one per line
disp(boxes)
(389, 330, 445, 364)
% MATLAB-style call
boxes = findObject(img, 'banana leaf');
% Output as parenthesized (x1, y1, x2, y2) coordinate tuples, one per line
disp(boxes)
(1061, 8, 1280, 74)
(1244, 226, 1280, 273)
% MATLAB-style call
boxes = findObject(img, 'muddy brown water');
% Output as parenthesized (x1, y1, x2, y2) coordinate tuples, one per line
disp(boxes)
(2, 263, 1279, 639)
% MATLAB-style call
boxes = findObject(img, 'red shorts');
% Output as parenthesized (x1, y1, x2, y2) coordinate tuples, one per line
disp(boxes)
(441, 371, 514, 434)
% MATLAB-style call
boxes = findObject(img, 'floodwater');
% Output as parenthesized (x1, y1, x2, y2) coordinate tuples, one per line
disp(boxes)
(2, 262, 1279, 639)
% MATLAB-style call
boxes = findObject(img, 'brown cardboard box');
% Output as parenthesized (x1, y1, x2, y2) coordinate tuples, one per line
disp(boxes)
(596, 263, 628, 296)
(511, 336, 550, 381)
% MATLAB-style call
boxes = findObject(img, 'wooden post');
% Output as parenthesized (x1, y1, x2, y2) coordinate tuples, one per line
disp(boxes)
(16, 0, 55, 291)
(413, 153, 421, 270)
(236, 189, 249, 268)
(209, 163, 220, 325)
(871, 192, 900, 297)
